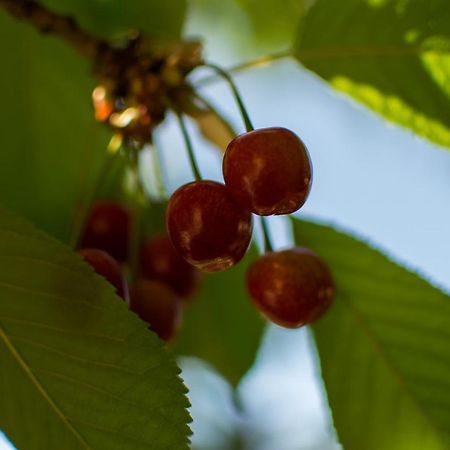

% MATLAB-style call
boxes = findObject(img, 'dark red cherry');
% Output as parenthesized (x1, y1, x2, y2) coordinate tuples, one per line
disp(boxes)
(223, 127, 312, 216)
(166, 180, 253, 272)
(80, 201, 130, 262)
(140, 233, 200, 299)
(246, 247, 334, 328)
(79, 248, 129, 302)
(130, 280, 182, 341)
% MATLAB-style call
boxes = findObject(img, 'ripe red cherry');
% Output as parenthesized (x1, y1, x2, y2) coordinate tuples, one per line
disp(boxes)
(130, 280, 182, 341)
(79, 248, 129, 302)
(80, 201, 130, 262)
(166, 180, 253, 272)
(246, 247, 334, 328)
(223, 127, 312, 216)
(140, 233, 200, 299)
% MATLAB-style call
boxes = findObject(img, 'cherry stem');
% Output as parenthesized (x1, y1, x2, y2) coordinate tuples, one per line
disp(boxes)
(260, 217, 274, 253)
(197, 51, 293, 86)
(200, 63, 254, 133)
(70, 148, 119, 249)
(127, 144, 145, 282)
(174, 110, 202, 181)
(151, 143, 168, 199)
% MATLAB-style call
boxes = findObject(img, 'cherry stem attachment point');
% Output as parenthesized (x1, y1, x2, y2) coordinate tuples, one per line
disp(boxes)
(200, 63, 254, 133)
(174, 110, 202, 181)
(260, 217, 274, 253)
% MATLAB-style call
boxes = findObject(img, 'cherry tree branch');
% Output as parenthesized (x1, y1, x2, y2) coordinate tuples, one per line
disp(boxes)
(0, 0, 103, 58)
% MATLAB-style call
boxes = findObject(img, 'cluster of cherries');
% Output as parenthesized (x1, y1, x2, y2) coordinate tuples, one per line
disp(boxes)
(78, 201, 200, 341)
(82, 44, 335, 337)
(78, 125, 335, 338)
(167, 126, 334, 328)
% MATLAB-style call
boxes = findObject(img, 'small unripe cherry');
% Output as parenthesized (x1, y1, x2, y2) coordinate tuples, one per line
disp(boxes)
(80, 201, 130, 262)
(78, 248, 129, 302)
(139, 232, 200, 299)
(130, 279, 182, 342)
(223, 127, 312, 216)
(166, 180, 253, 272)
(246, 247, 334, 328)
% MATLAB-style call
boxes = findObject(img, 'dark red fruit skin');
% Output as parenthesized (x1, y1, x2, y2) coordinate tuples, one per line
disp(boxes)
(223, 127, 312, 216)
(140, 233, 200, 299)
(246, 247, 334, 328)
(80, 201, 130, 262)
(130, 280, 182, 342)
(78, 248, 129, 302)
(166, 180, 253, 272)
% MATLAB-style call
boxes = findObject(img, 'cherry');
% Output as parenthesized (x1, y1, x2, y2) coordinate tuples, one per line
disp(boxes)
(79, 248, 129, 302)
(166, 180, 253, 272)
(130, 279, 182, 341)
(80, 201, 130, 262)
(246, 247, 334, 328)
(223, 127, 312, 216)
(140, 232, 200, 299)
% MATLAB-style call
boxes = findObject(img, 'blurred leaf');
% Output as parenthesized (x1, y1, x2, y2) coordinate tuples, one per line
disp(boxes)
(234, 0, 304, 50)
(295, 0, 450, 148)
(0, 206, 191, 450)
(174, 247, 265, 385)
(40, 0, 186, 40)
(186, 0, 304, 55)
(293, 218, 450, 450)
(0, 11, 110, 242)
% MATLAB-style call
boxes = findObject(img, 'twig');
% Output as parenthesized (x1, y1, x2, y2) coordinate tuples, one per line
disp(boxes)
(0, 0, 102, 57)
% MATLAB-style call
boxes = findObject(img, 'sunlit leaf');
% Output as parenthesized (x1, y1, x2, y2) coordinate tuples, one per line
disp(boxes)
(293, 218, 450, 449)
(295, 0, 450, 148)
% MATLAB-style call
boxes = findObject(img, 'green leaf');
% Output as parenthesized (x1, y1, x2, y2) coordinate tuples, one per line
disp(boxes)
(292, 218, 450, 450)
(186, 0, 304, 55)
(40, 0, 186, 40)
(0, 206, 191, 450)
(174, 247, 265, 385)
(0, 11, 110, 242)
(234, 0, 304, 51)
(295, 0, 450, 149)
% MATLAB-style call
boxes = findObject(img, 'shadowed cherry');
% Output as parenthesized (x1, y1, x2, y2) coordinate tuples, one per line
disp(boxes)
(166, 180, 253, 272)
(81, 201, 130, 262)
(246, 247, 334, 328)
(130, 279, 182, 342)
(223, 127, 312, 216)
(79, 248, 129, 302)
(140, 232, 200, 299)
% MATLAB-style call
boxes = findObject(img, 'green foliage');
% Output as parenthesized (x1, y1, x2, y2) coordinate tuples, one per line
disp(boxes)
(0, 11, 109, 242)
(295, 0, 450, 149)
(293, 218, 450, 450)
(186, 0, 304, 56)
(175, 247, 265, 386)
(40, 0, 186, 40)
(0, 206, 191, 450)
(233, 0, 304, 51)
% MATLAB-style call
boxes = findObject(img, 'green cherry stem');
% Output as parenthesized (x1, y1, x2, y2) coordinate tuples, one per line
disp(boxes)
(260, 216, 274, 253)
(200, 63, 254, 133)
(70, 147, 120, 249)
(151, 142, 168, 199)
(174, 109, 202, 181)
(127, 144, 145, 282)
